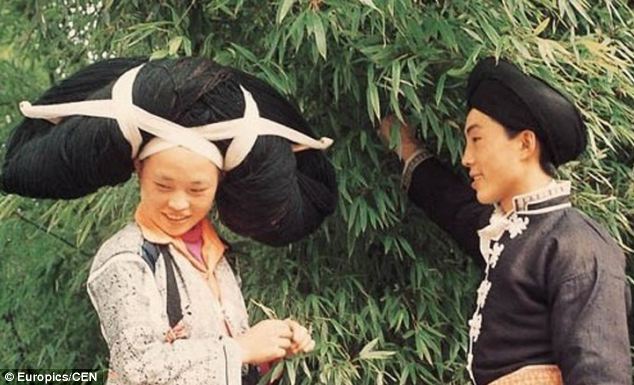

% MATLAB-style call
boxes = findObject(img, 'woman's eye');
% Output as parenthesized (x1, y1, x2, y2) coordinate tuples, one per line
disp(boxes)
(155, 183, 171, 190)
(190, 188, 208, 194)
(472, 137, 481, 143)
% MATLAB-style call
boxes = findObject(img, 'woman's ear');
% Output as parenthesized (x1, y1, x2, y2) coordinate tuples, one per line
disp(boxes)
(133, 159, 143, 175)
(519, 129, 538, 160)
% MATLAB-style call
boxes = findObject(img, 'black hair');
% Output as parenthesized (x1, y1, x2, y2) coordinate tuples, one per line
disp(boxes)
(1, 57, 337, 246)
(2, 58, 148, 197)
(501, 125, 557, 177)
(467, 58, 587, 168)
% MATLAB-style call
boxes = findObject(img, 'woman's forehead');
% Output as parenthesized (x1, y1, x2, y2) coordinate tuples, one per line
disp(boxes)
(142, 147, 220, 182)
(464, 108, 505, 135)
(152, 170, 214, 184)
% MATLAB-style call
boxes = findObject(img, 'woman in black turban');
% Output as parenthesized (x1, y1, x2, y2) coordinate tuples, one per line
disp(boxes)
(1, 57, 337, 384)
(380, 57, 629, 385)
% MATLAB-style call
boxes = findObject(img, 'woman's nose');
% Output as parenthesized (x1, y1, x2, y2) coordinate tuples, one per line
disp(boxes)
(168, 192, 190, 211)
(461, 144, 473, 168)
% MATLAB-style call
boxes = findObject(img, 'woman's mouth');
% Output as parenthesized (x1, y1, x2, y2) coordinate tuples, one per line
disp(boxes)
(164, 214, 190, 223)
(470, 174, 483, 188)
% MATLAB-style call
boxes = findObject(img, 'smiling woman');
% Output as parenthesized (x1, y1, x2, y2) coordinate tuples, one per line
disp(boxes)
(136, 147, 220, 237)
(0, 57, 337, 385)
(380, 56, 630, 385)
(461, 109, 551, 213)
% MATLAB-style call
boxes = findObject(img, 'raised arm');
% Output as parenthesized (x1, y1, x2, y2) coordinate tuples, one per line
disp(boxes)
(404, 155, 492, 263)
(380, 116, 492, 264)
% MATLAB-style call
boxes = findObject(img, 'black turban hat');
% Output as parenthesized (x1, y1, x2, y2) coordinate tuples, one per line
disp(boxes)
(466, 57, 586, 166)
(0, 57, 337, 247)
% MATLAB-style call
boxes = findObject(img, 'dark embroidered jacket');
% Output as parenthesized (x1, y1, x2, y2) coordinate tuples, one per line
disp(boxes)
(404, 156, 631, 385)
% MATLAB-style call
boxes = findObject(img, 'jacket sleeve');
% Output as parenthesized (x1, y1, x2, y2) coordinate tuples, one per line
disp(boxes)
(404, 155, 493, 266)
(87, 252, 243, 385)
(549, 266, 632, 385)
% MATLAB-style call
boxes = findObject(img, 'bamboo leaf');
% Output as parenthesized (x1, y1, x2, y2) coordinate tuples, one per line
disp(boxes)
(533, 17, 550, 36)
(277, 0, 297, 24)
(434, 73, 446, 106)
(310, 13, 327, 59)
(366, 66, 380, 121)
(359, 0, 380, 12)
(168, 36, 182, 54)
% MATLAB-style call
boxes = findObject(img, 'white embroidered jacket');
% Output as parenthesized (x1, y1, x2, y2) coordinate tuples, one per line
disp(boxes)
(87, 224, 249, 385)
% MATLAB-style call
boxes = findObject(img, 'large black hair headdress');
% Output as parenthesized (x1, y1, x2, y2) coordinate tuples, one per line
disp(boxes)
(1, 57, 337, 246)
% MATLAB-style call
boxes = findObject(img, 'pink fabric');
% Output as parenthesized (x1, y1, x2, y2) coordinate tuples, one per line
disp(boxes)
(181, 222, 203, 263)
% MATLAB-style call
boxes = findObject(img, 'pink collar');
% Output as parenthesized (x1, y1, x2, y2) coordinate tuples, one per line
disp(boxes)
(181, 221, 203, 243)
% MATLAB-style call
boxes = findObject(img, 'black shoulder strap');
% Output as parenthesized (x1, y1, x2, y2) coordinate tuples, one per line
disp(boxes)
(140, 241, 161, 273)
(140, 240, 183, 328)
(159, 244, 183, 328)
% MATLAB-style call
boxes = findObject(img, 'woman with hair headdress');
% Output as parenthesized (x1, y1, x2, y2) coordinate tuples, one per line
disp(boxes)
(1, 57, 338, 384)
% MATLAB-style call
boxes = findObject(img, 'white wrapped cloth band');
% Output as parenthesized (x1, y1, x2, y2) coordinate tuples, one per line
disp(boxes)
(19, 64, 333, 171)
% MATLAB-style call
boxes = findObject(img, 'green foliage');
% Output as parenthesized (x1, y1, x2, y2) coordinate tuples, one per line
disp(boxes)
(1, 0, 633, 384)
(0, 218, 107, 370)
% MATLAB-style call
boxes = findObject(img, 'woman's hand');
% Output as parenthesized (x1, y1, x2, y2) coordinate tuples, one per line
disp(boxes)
(378, 115, 422, 161)
(235, 319, 294, 364)
(164, 320, 189, 343)
(284, 319, 315, 356)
